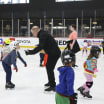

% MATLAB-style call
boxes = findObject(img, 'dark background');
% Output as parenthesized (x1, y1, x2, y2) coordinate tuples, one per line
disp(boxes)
(0, 0, 104, 18)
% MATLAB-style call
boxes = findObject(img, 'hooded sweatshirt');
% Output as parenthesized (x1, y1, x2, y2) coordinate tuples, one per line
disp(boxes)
(56, 66, 75, 97)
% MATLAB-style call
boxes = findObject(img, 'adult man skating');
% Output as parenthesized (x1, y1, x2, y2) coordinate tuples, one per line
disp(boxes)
(25, 26, 61, 92)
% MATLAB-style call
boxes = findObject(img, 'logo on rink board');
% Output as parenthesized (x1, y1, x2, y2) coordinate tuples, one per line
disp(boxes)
(56, 40, 67, 45)
(0, 37, 103, 49)
(16, 40, 31, 44)
(0, 38, 3, 44)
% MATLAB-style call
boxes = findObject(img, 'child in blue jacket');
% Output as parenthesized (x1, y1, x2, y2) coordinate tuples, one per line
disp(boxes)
(55, 50, 77, 104)
(2, 41, 27, 89)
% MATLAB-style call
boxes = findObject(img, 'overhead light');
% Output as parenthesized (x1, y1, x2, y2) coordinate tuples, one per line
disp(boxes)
(49, 22, 52, 24)
(58, 23, 62, 25)
(52, 26, 67, 29)
(84, 26, 90, 29)
(30, 22, 33, 25)
(92, 22, 97, 25)
(56, 0, 91, 2)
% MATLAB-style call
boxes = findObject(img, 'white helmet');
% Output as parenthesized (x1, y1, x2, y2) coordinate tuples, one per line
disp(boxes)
(10, 41, 19, 50)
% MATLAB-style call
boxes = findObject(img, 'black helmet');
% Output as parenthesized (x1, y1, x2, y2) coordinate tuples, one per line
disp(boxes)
(61, 49, 75, 65)
(90, 45, 101, 58)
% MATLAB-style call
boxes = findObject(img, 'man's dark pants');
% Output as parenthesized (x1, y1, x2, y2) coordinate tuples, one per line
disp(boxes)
(46, 54, 60, 87)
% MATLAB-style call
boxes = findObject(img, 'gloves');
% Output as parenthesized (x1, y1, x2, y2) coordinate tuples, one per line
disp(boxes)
(69, 93, 78, 104)
(13, 67, 18, 72)
(25, 50, 30, 55)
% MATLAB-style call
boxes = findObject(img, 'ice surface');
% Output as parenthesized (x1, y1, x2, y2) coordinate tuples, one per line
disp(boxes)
(0, 49, 104, 104)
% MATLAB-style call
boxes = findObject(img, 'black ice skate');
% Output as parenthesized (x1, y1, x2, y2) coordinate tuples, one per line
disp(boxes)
(77, 87, 85, 95)
(83, 91, 92, 98)
(44, 86, 55, 92)
(10, 81, 15, 87)
(40, 64, 43, 67)
(5, 82, 15, 89)
(44, 82, 50, 87)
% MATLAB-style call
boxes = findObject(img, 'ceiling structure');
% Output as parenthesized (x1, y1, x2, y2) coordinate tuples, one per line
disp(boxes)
(0, 0, 104, 18)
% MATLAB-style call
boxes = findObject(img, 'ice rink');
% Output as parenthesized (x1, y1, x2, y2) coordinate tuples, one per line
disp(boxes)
(0, 49, 104, 104)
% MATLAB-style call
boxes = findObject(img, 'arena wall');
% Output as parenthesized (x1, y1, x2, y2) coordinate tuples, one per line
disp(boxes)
(0, 37, 103, 50)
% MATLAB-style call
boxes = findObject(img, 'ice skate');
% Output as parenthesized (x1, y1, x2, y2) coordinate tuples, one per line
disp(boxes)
(44, 86, 55, 94)
(77, 87, 85, 95)
(45, 86, 55, 91)
(44, 82, 50, 86)
(44, 82, 50, 88)
(40, 63, 43, 67)
(5, 82, 15, 89)
(83, 91, 92, 99)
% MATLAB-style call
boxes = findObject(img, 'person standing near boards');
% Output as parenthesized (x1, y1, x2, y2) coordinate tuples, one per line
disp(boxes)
(66, 24, 80, 67)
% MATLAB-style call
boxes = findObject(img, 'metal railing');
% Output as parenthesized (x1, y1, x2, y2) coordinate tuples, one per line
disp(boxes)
(0, 17, 104, 38)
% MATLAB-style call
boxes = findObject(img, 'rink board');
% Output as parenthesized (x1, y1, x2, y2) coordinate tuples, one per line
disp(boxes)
(0, 37, 103, 50)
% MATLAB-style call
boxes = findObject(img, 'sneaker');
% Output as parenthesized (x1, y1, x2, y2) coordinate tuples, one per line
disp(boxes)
(44, 82, 50, 87)
(44, 87, 55, 92)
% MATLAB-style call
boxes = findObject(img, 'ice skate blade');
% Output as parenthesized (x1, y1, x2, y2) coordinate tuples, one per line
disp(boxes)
(43, 91, 55, 94)
(44, 86, 50, 89)
(83, 96, 92, 100)
(78, 91, 92, 99)
(5, 87, 15, 90)
(82, 94, 92, 99)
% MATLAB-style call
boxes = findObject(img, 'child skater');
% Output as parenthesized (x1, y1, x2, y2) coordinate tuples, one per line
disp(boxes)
(2, 41, 27, 89)
(78, 45, 101, 98)
(82, 40, 88, 56)
(55, 49, 78, 104)
(1, 38, 11, 61)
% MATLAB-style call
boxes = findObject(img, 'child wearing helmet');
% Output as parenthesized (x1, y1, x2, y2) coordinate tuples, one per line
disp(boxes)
(1, 38, 11, 61)
(55, 49, 77, 104)
(2, 41, 27, 89)
(78, 45, 101, 98)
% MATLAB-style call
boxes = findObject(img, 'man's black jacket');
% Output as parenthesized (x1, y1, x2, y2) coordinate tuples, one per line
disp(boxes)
(27, 30, 61, 56)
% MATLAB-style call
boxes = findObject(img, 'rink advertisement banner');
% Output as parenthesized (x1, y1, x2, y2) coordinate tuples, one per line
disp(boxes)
(0, 37, 39, 48)
(55, 38, 103, 49)
(0, 37, 103, 49)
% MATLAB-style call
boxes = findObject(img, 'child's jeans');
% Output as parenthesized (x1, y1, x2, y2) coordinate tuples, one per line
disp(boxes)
(2, 61, 12, 83)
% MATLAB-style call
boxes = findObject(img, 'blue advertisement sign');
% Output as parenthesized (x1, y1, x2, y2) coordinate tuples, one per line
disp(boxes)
(0, 38, 3, 44)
